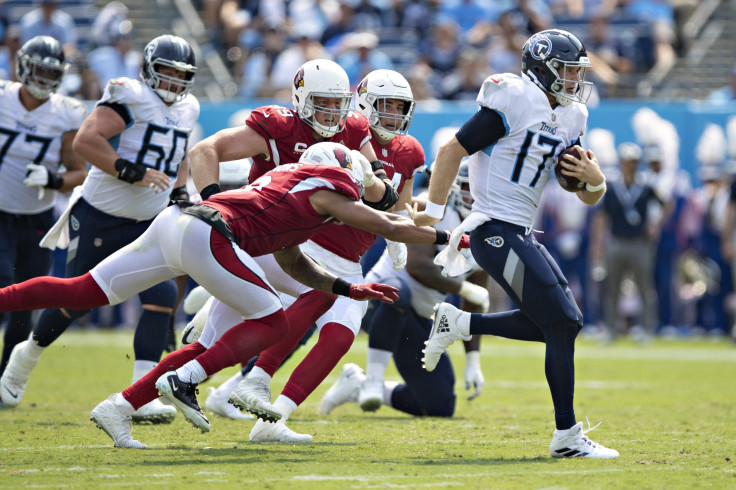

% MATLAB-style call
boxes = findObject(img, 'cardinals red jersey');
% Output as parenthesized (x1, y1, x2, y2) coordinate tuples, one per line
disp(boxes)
(201, 163, 360, 257)
(312, 134, 426, 262)
(245, 105, 371, 182)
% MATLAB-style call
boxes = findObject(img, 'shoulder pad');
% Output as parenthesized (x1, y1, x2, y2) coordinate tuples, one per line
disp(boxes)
(104, 77, 142, 101)
(0, 80, 11, 92)
(58, 95, 89, 116)
(479, 73, 521, 99)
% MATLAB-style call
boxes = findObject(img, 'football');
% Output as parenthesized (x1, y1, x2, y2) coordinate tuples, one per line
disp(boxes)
(554, 146, 585, 192)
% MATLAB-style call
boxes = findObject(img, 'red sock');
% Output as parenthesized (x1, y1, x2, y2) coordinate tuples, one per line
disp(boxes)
(281, 322, 354, 406)
(122, 342, 206, 409)
(196, 309, 288, 377)
(0, 272, 108, 311)
(255, 289, 336, 376)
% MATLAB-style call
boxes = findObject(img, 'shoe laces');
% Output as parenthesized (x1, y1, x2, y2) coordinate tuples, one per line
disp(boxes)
(580, 417, 603, 446)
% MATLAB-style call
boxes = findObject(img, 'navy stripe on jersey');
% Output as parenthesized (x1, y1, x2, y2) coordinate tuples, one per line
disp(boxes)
(98, 102, 133, 127)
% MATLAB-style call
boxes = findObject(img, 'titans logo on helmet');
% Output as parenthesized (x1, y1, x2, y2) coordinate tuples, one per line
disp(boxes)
(530, 35, 552, 60)
(294, 68, 304, 89)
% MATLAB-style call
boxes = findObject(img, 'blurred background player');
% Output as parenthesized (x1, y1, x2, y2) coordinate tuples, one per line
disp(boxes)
(590, 142, 663, 342)
(0, 35, 199, 424)
(236, 69, 424, 443)
(320, 162, 490, 417)
(408, 29, 619, 459)
(0, 35, 88, 394)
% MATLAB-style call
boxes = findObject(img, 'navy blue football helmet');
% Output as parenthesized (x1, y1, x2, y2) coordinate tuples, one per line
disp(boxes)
(521, 29, 592, 107)
(141, 35, 197, 103)
(16, 35, 67, 100)
(450, 160, 472, 218)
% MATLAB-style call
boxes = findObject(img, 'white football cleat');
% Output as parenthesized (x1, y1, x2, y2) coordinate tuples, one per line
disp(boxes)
(131, 398, 177, 424)
(228, 375, 282, 422)
(358, 379, 383, 412)
(423, 303, 471, 372)
(249, 418, 313, 443)
(549, 421, 619, 459)
(318, 363, 365, 415)
(205, 386, 254, 420)
(0, 340, 39, 407)
(90, 395, 147, 449)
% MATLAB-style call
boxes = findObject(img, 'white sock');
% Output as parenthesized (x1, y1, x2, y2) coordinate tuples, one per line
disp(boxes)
(113, 393, 135, 415)
(214, 370, 244, 397)
(131, 360, 158, 384)
(273, 395, 297, 420)
(365, 348, 392, 382)
(248, 366, 272, 383)
(555, 422, 580, 435)
(458, 312, 471, 337)
(176, 360, 208, 384)
(25, 337, 45, 360)
(383, 381, 398, 407)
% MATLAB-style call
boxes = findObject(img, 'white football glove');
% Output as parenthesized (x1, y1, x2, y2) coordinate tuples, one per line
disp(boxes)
(180, 296, 214, 345)
(350, 150, 375, 187)
(385, 239, 408, 270)
(23, 163, 49, 199)
(459, 281, 490, 312)
(182, 286, 212, 315)
(464, 350, 484, 401)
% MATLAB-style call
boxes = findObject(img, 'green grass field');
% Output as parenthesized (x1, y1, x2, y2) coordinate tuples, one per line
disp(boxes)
(1, 330, 734, 489)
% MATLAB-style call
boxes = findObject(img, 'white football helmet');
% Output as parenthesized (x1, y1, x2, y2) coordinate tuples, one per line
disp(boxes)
(292, 59, 352, 138)
(299, 142, 364, 197)
(449, 161, 472, 218)
(355, 69, 415, 142)
(219, 159, 250, 190)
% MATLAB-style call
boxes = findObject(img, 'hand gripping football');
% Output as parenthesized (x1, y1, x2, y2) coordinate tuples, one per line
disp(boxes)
(554, 146, 585, 193)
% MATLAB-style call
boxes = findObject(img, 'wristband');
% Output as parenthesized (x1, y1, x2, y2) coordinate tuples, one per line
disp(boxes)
(585, 179, 606, 193)
(434, 229, 449, 245)
(370, 160, 384, 172)
(331, 277, 351, 297)
(395, 209, 410, 218)
(170, 186, 189, 201)
(200, 183, 222, 201)
(425, 201, 446, 219)
(46, 171, 64, 190)
(114, 158, 148, 184)
(466, 350, 480, 366)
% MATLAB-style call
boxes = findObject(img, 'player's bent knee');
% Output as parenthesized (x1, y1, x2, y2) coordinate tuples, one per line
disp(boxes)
(60, 307, 91, 320)
(424, 395, 456, 418)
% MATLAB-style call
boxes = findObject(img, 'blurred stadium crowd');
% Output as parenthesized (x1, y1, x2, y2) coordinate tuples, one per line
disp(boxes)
(0, 0, 735, 342)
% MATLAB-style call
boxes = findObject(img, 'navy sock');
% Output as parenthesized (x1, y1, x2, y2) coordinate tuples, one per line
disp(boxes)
(470, 309, 545, 342)
(0, 311, 33, 377)
(133, 309, 170, 362)
(32, 308, 76, 347)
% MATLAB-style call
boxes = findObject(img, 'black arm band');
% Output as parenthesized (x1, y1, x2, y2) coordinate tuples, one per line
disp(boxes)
(331, 277, 351, 297)
(363, 178, 400, 211)
(114, 158, 147, 184)
(45, 170, 64, 190)
(370, 160, 385, 172)
(170, 186, 189, 201)
(199, 183, 222, 201)
(434, 229, 450, 245)
(456, 107, 508, 155)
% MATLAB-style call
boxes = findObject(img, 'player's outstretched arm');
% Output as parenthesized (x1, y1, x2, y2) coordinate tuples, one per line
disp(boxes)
(273, 247, 399, 304)
(189, 125, 269, 194)
(310, 190, 448, 246)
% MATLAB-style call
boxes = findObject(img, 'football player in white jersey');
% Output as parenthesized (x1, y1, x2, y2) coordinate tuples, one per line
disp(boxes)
(409, 29, 619, 459)
(0, 35, 199, 423)
(320, 163, 491, 417)
(0, 36, 88, 400)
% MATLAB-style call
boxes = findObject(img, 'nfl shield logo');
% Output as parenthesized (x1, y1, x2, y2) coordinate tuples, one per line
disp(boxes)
(94, 238, 103, 247)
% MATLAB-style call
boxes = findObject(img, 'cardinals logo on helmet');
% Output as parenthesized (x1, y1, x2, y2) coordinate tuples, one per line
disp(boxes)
(529, 35, 552, 60)
(294, 67, 304, 89)
(332, 146, 352, 170)
(357, 78, 368, 95)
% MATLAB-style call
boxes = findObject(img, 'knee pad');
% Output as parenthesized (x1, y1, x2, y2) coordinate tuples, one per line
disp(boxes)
(424, 393, 456, 417)
(548, 283, 583, 328)
(138, 278, 177, 308)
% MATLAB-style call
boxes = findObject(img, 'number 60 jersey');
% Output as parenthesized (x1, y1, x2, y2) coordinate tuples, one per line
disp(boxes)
(468, 73, 587, 230)
(81, 77, 200, 220)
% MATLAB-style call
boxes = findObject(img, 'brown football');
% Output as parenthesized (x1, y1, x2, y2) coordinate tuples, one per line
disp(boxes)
(554, 146, 585, 192)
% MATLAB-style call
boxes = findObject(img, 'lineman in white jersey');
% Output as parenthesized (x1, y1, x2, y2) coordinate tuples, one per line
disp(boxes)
(0, 36, 87, 398)
(320, 163, 490, 416)
(0, 35, 199, 423)
(409, 29, 619, 459)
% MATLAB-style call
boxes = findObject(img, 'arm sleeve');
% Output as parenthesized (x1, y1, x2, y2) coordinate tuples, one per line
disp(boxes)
(455, 107, 508, 156)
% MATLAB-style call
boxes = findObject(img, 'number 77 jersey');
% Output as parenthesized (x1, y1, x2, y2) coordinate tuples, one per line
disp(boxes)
(81, 77, 200, 221)
(469, 73, 588, 230)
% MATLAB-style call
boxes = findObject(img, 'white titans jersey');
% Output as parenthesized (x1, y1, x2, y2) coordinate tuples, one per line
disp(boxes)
(468, 73, 588, 229)
(369, 205, 478, 319)
(82, 77, 199, 220)
(0, 80, 87, 214)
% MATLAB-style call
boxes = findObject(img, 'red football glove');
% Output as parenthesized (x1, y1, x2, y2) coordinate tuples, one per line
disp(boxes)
(349, 283, 400, 303)
(458, 234, 471, 249)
